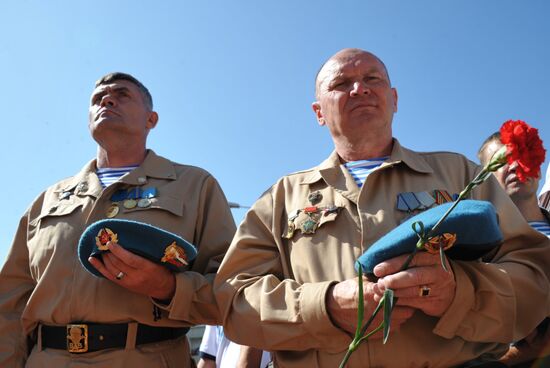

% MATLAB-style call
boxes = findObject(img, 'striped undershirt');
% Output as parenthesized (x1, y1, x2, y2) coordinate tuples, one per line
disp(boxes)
(529, 221, 550, 238)
(343, 157, 388, 187)
(96, 166, 138, 188)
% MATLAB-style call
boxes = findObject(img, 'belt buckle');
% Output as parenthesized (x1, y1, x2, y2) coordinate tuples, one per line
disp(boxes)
(66, 324, 88, 353)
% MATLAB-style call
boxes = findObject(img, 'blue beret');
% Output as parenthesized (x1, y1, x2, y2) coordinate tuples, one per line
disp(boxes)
(78, 219, 198, 278)
(356, 200, 503, 276)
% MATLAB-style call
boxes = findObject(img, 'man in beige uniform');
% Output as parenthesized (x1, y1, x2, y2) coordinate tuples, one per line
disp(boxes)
(0, 73, 236, 367)
(214, 49, 550, 367)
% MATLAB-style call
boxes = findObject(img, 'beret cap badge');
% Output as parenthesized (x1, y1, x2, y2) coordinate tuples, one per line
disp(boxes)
(95, 228, 118, 251)
(161, 242, 189, 266)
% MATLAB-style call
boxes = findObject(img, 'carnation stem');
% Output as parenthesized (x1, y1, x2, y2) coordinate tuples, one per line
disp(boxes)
(340, 160, 505, 367)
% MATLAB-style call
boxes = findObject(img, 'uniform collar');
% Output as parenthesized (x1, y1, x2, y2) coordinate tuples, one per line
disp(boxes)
(55, 149, 176, 198)
(299, 139, 434, 204)
(386, 139, 433, 174)
(119, 149, 177, 186)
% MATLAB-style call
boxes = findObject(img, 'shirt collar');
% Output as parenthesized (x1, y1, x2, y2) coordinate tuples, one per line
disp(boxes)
(55, 149, 177, 198)
(300, 138, 433, 185)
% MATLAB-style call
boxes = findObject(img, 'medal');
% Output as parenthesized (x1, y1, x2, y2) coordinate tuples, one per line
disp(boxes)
(106, 204, 119, 218)
(137, 198, 152, 208)
(123, 199, 137, 209)
(284, 221, 296, 239)
(300, 218, 318, 234)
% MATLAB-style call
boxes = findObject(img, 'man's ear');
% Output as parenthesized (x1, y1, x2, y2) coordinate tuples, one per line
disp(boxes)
(392, 88, 398, 113)
(146, 111, 159, 130)
(312, 102, 325, 126)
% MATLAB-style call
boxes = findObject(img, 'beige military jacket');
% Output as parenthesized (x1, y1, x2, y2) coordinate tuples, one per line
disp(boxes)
(0, 150, 236, 368)
(215, 140, 550, 368)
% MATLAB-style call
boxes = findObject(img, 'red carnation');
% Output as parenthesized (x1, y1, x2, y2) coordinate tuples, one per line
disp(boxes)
(499, 120, 546, 182)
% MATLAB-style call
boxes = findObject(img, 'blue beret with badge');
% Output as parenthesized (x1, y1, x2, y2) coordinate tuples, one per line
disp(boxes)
(356, 200, 503, 276)
(78, 218, 198, 278)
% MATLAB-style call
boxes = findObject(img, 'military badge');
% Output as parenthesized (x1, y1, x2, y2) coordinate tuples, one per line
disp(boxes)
(432, 190, 453, 205)
(106, 203, 119, 218)
(95, 228, 118, 250)
(397, 190, 459, 214)
(123, 199, 138, 209)
(283, 204, 342, 238)
(308, 191, 323, 205)
(137, 198, 152, 208)
(161, 241, 189, 266)
(300, 218, 318, 234)
(424, 233, 457, 254)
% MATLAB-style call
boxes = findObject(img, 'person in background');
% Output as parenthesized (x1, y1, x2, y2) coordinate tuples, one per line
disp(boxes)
(0, 72, 236, 367)
(539, 165, 550, 210)
(197, 325, 271, 368)
(478, 132, 550, 367)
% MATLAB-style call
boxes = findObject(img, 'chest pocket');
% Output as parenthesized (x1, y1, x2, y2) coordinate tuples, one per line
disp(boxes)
(30, 200, 84, 229)
(28, 199, 85, 279)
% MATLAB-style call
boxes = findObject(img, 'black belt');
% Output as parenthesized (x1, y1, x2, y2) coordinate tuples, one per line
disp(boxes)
(41, 323, 188, 353)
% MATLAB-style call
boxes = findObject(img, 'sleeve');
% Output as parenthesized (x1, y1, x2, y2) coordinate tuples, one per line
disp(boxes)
(214, 187, 350, 352)
(0, 212, 35, 367)
(434, 169, 550, 343)
(198, 325, 219, 361)
(157, 175, 236, 325)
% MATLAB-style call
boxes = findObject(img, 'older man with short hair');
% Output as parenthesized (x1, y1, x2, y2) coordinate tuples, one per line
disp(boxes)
(215, 49, 550, 368)
(0, 72, 236, 367)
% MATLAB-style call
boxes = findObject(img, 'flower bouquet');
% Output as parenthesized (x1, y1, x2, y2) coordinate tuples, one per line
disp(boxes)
(339, 120, 546, 368)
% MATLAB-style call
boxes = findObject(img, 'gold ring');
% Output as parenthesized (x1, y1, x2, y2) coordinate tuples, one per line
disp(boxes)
(419, 285, 431, 297)
(115, 271, 125, 280)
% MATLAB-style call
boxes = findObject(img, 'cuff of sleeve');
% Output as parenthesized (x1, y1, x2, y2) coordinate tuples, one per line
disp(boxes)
(150, 274, 186, 312)
(299, 281, 350, 351)
(166, 271, 194, 319)
(433, 261, 474, 339)
(151, 296, 174, 311)
(151, 272, 191, 315)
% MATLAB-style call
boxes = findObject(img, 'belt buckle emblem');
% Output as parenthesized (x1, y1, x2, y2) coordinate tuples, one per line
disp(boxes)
(66, 324, 88, 353)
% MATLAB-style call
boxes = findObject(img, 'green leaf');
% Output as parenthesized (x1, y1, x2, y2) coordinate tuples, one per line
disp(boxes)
(382, 288, 395, 344)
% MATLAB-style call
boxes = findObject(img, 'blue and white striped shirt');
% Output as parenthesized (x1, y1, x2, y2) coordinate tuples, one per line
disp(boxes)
(343, 157, 388, 187)
(96, 166, 138, 188)
(529, 221, 550, 238)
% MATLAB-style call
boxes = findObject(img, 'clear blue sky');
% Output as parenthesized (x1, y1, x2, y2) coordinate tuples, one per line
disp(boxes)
(2, 1, 549, 263)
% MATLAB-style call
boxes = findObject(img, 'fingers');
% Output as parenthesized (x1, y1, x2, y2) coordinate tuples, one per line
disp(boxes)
(107, 242, 148, 269)
(88, 255, 118, 281)
(88, 242, 148, 282)
(374, 251, 446, 278)
(377, 264, 451, 292)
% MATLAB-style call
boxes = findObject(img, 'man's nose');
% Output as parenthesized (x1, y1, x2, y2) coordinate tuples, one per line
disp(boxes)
(350, 81, 370, 96)
(508, 161, 519, 172)
(100, 94, 116, 107)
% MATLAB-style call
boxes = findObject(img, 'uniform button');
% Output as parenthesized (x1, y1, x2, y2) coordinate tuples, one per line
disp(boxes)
(137, 177, 147, 184)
